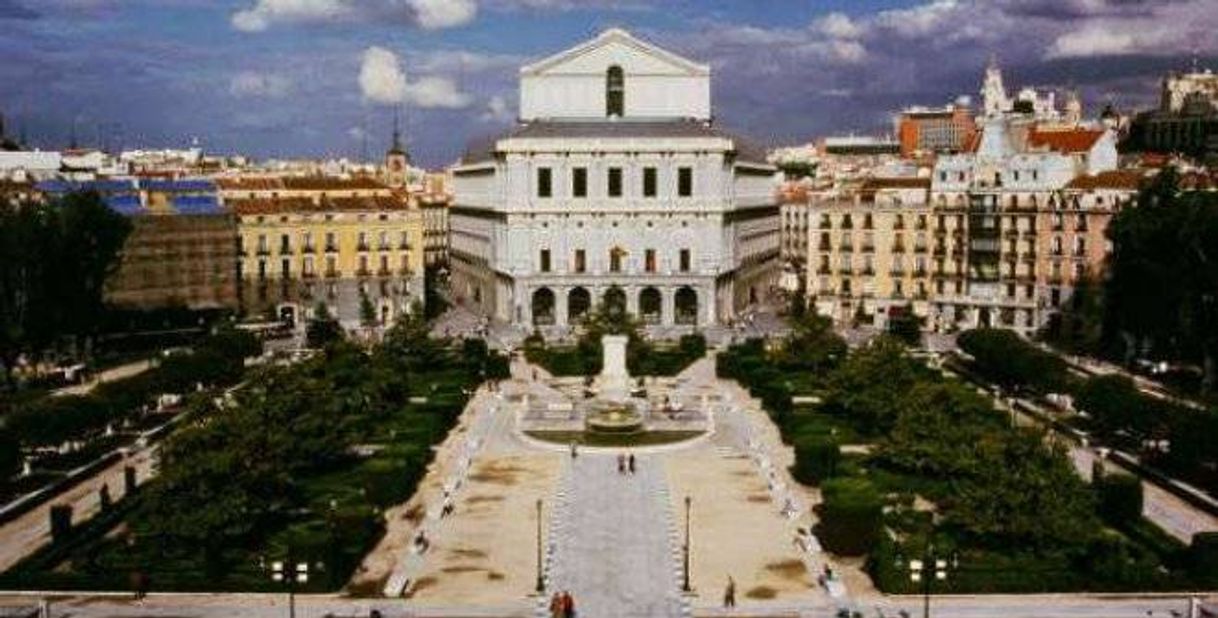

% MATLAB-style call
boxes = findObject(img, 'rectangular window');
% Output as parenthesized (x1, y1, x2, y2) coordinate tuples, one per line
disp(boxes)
(574, 249, 586, 273)
(645, 249, 656, 273)
(572, 167, 587, 198)
(679, 248, 691, 273)
(537, 167, 552, 198)
(678, 167, 693, 197)
(540, 249, 551, 273)
(608, 167, 622, 197)
(609, 249, 622, 273)
(643, 167, 657, 197)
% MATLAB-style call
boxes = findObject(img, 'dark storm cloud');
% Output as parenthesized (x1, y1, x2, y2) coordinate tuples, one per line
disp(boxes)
(0, 0, 38, 19)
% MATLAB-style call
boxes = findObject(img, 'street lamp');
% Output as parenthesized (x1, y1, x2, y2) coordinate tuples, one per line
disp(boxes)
(271, 556, 309, 618)
(683, 495, 692, 593)
(906, 540, 953, 618)
(535, 498, 544, 594)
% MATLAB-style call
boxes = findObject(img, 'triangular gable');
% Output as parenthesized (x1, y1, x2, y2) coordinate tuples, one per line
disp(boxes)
(520, 28, 709, 77)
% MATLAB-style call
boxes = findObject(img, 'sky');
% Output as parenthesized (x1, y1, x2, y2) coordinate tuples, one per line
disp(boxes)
(1, 0, 1215, 168)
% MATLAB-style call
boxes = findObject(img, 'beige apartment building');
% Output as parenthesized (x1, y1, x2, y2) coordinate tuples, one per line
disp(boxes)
(222, 176, 425, 328)
(807, 177, 934, 328)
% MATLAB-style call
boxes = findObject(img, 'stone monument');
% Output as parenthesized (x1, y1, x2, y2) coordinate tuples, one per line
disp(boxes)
(597, 335, 630, 402)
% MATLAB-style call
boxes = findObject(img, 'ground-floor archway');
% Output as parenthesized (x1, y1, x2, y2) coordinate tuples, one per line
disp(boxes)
(532, 288, 556, 325)
(639, 287, 662, 324)
(603, 286, 627, 317)
(569, 287, 591, 322)
(675, 286, 698, 325)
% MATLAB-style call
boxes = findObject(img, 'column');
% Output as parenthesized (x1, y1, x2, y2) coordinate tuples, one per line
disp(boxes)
(704, 283, 718, 326)
(662, 287, 676, 327)
(626, 285, 640, 317)
(555, 286, 569, 328)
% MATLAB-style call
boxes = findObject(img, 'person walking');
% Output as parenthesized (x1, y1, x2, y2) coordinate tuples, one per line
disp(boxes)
(561, 590, 575, 618)
(548, 592, 562, 618)
(617, 453, 625, 474)
(569, 442, 578, 459)
(627, 453, 636, 474)
(724, 575, 736, 608)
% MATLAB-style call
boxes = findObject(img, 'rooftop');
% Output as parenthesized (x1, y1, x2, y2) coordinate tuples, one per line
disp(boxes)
(1027, 127, 1106, 154)
(1065, 169, 1149, 191)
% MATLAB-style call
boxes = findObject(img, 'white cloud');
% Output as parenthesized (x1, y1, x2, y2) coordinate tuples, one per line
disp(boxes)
(408, 0, 475, 29)
(813, 12, 860, 40)
(360, 46, 408, 105)
(480, 94, 514, 122)
(407, 75, 473, 108)
(229, 70, 292, 98)
(1047, 28, 1139, 58)
(231, 0, 348, 32)
(359, 46, 473, 108)
(230, 0, 475, 32)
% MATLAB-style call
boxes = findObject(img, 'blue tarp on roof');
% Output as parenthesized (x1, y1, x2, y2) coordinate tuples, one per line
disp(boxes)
(172, 195, 223, 215)
(36, 179, 139, 194)
(104, 194, 146, 216)
(142, 179, 216, 192)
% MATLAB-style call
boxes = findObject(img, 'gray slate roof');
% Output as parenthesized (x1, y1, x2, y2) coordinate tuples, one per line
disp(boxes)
(461, 119, 770, 166)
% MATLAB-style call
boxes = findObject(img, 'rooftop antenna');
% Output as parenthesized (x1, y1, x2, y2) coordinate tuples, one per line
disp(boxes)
(360, 108, 369, 163)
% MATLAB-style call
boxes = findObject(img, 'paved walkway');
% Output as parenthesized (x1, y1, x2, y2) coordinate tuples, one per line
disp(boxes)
(546, 453, 686, 618)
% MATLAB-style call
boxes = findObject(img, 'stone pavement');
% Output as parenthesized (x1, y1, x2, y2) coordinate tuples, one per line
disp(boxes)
(544, 453, 687, 618)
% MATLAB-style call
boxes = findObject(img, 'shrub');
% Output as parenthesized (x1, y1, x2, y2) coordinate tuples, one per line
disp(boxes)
(791, 436, 840, 486)
(1189, 532, 1218, 587)
(815, 477, 883, 556)
(678, 333, 707, 359)
(957, 328, 1068, 394)
(1095, 473, 1143, 527)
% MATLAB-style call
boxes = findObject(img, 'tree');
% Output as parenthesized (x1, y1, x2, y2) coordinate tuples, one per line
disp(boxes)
(825, 336, 924, 435)
(815, 477, 883, 556)
(781, 312, 847, 373)
(358, 291, 378, 327)
(886, 303, 923, 347)
(1095, 472, 1143, 527)
(306, 302, 343, 349)
(1105, 167, 1218, 394)
(792, 435, 840, 486)
(1074, 375, 1157, 439)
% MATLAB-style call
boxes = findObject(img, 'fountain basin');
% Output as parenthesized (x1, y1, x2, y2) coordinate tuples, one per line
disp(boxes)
(586, 404, 644, 434)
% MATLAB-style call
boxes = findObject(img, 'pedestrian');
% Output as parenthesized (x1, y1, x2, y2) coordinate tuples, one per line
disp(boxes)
(561, 591, 575, 618)
(617, 453, 625, 474)
(627, 453, 636, 474)
(569, 441, 578, 459)
(724, 575, 736, 608)
(548, 592, 562, 618)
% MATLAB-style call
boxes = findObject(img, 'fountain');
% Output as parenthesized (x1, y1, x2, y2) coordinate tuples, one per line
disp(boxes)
(521, 334, 708, 446)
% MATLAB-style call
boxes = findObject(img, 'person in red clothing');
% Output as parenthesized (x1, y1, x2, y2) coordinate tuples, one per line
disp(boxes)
(561, 590, 575, 618)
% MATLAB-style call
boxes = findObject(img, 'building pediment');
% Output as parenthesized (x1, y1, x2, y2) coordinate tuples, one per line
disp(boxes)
(521, 28, 709, 77)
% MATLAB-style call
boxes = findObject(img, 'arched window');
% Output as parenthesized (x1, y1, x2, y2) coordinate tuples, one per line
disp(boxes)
(606, 65, 624, 117)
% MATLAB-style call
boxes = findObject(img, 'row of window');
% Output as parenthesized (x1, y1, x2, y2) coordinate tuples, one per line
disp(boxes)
(538, 248, 692, 274)
(248, 253, 413, 279)
(537, 166, 694, 199)
(247, 230, 413, 254)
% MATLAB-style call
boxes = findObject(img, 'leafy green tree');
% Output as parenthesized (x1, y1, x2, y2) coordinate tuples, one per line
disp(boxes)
(815, 477, 883, 556)
(1074, 375, 1159, 439)
(1095, 472, 1143, 527)
(879, 381, 1000, 477)
(791, 435, 840, 486)
(824, 336, 924, 435)
(306, 302, 343, 349)
(1106, 167, 1218, 393)
(949, 431, 1098, 550)
(957, 328, 1069, 394)
(781, 312, 847, 373)
(886, 304, 923, 347)
(358, 291, 378, 327)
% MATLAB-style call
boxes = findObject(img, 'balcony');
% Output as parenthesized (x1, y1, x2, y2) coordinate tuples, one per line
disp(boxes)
(324, 270, 340, 279)
(890, 268, 906, 277)
(325, 245, 339, 254)
(840, 243, 854, 253)
(377, 268, 392, 278)
(357, 243, 371, 252)
(818, 240, 831, 251)
(913, 268, 927, 277)
(279, 246, 293, 256)
(861, 244, 875, 253)
(400, 268, 416, 277)
(302, 271, 317, 280)
(1003, 229, 1020, 239)
(356, 268, 372, 278)
(302, 245, 316, 254)
(838, 267, 854, 275)
(399, 241, 412, 250)
(817, 265, 831, 275)
(893, 244, 906, 254)
(913, 245, 928, 254)
(933, 246, 946, 256)
(861, 267, 875, 276)
(378, 243, 392, 252)
(256, 248, 271, 256)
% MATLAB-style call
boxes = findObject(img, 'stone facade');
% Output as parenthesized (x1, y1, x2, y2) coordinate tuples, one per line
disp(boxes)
(449, 29, 779, 332)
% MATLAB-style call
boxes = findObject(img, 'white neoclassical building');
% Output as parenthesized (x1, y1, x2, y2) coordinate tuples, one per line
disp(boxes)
(448, 29, 780, 331)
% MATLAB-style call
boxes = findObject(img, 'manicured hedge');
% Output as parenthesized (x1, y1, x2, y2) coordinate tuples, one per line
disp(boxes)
(815, 477, 883, 556)
(957, 328, 1070, 394)
(1096, 473, 1143, 527)
(791, 435, 840, 486)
